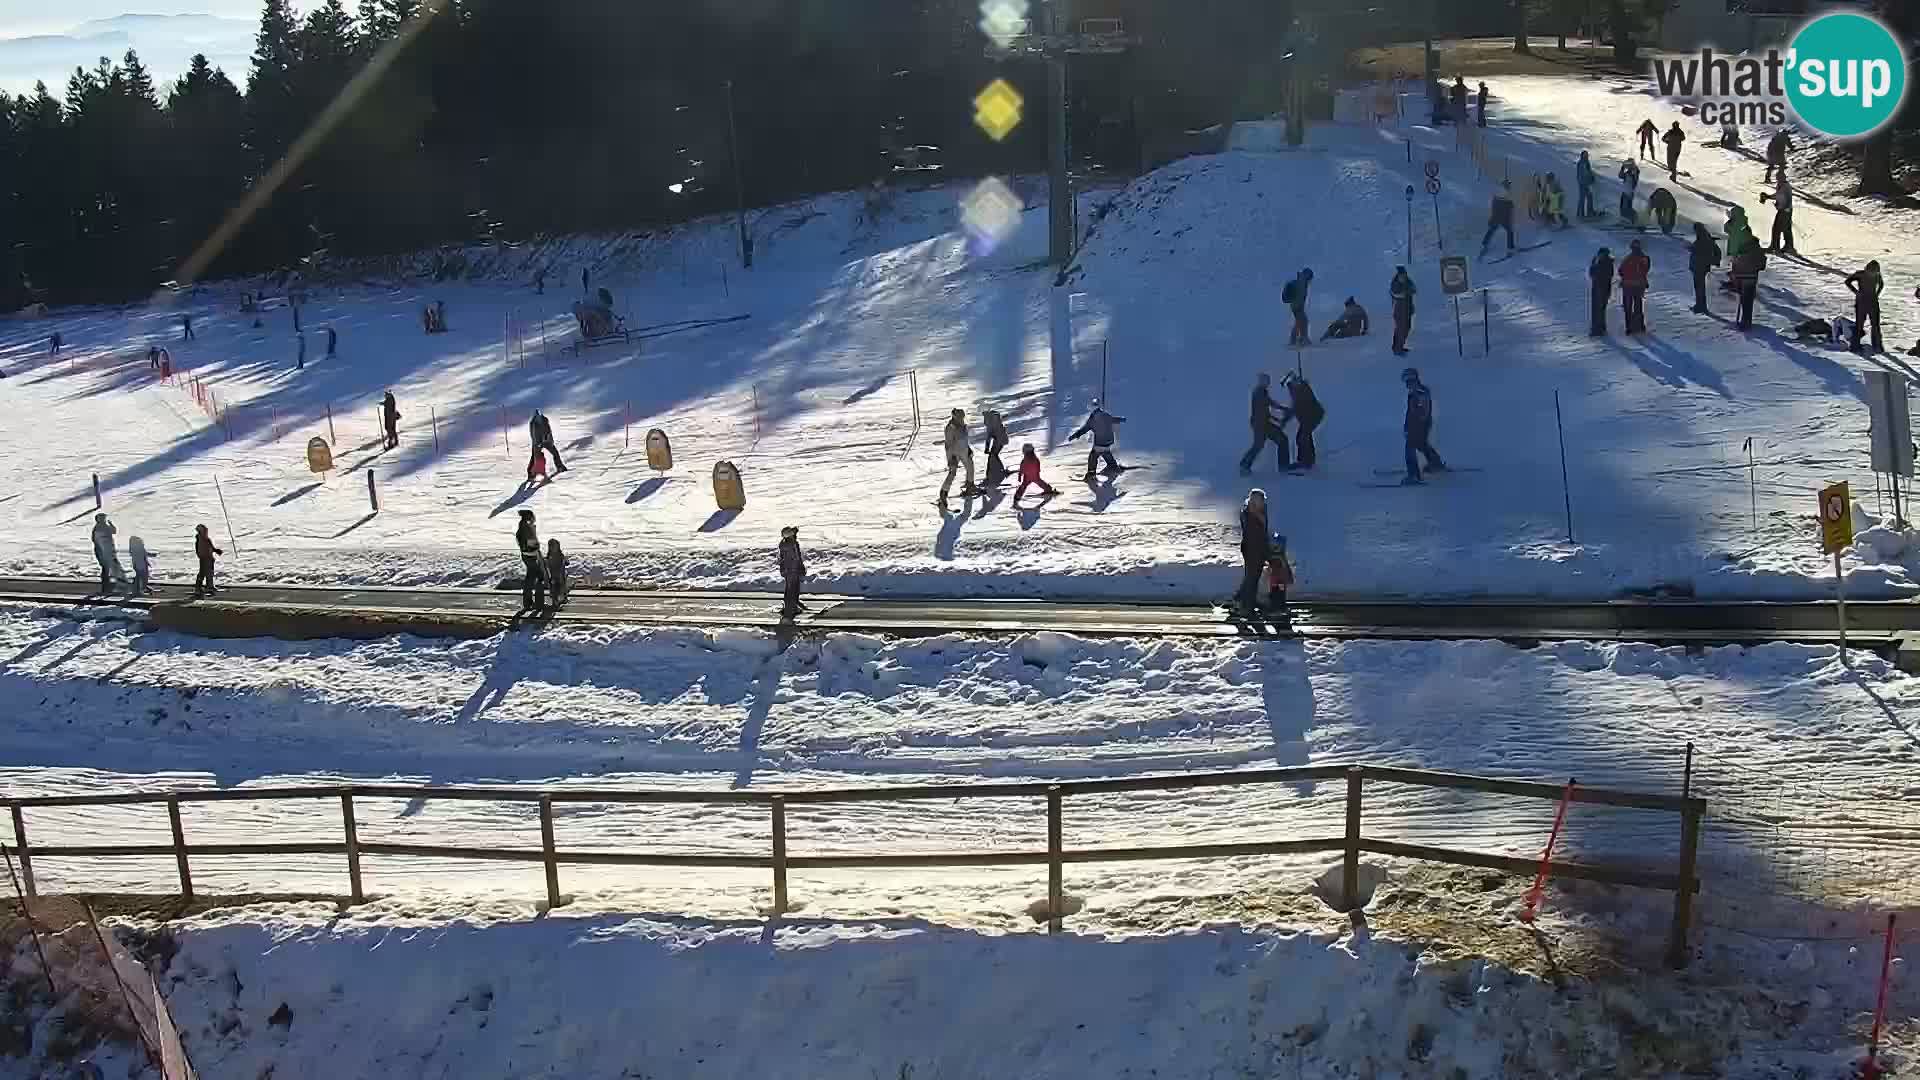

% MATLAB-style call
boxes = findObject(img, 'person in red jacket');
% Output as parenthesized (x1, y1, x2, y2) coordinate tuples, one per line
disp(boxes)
(1618, 239, 1651, 334)
(1012, 444, 1057, 505)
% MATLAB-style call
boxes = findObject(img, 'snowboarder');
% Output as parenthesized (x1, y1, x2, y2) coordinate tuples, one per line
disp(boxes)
(1760, 170, 1794, 254)
(1763, 129, 1792, 183)
(1589, 247, 1616, 337)
(1069, 399, 1127, 477)
(778, 525, 806, 618)
(1449, 77, 1468, 123)
(181, 314, 194, 341)
(1400, 367, 1446, 485)
(1266, 533, 1295, 615)
(1285, 372, 1325, 470)
(1845, 260, 1886, 354)
(1662, 121, 1686, 180)
(1234, 489, 1271, 616)
(1619, 239, 1651, 334)
(1476, 81, 1489, 127)
(192, 524, 222, 596)
(1730, 245, 1765, 331)
(128, 536, 154, 596)
(1637, 118, 1658, 160)
(1574, 151, 1597, 219)
(515, 510, 547, 611)
(530, 409, 567, 473)
(1239, 372, 1292, 474)
(1283, 268, 1314, 347)
(1687, 223, 1722, 315)
(325, 326, 338, 357)
(1648, 187, 1678, 234)
(1481, 180, 1517, 255)
(1322, 298, 1370, 340)
(546, 538, 569, 609)
(939, 408, 977, 506)
(381, 391, 401, 450)
(1013, 444, 1057, 505)
(982, 408, 1010, 487)
(1617, 158, 1640, 222)
(1389, 266, 1416, 355)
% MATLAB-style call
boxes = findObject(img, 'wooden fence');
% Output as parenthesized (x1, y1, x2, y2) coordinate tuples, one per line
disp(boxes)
(4, 763, 1706, 967)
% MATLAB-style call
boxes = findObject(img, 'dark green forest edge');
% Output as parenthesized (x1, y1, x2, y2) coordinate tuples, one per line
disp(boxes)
(0, 0, 1911, 309)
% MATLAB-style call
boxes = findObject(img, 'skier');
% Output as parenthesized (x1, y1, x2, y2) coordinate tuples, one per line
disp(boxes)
(1322, 297, 1370, 340)
(1619, 239, 1651, 334)
(1760, 169, 1794, 254)
(530, 409, 567, 473)
(1617, 158, 1640, 222)
(1543, 174, 1567, 228)
(1239, 372, 1292, 475)
(527, 442, 549, 484)
(1648, 187, 1678, 234)
(1285, 372, 1325, 470)
(91, 514, 124, 594)
(1687, 222, 1722, 315)
(515, 510, 547, 612)
(1389, 266, 1416, 356)
(939, 408, 977, 506)
(1662, 121, 1686, 180)
(778, 525, 806, 619)
(381, 391, 401, 449)
(325, 326, 338, 357)
(1234, 489, 1271, 616)
(1845, 260, 1886, 355)
(1476, 81, 1489, 128)
(1480, 180, 1517, 255)
(546, 538, 569, 610)
(1265, 533, 1296, 615)
(128, 536, 154, 596)
(1636, 118, 1658, 160)
(1069, 399, 1127, 477)
(1449, 77, 1468, 123)
(982, 408, 1010, 487)
(1763, 129, 1792, 183)
(1013, 444, 1057, 505)
(148, 345, 161, 371)
(192, 524, 222, 596)
(1400, 367, 1447, 485)
(1589, 247, 1616, 337)
(181, 314, 194, 341)
(48, 332, 61, 356)
(1283, 268, 1314, 347)
(1730, 245, 1765, 332)
(1574, 151, 1597, 219)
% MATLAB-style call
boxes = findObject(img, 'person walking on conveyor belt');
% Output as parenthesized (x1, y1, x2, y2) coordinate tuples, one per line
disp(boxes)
(193, 524, 222, 596)
(779, 525, 807, 619)
(1233, 488, 1271, 617)
(516, 510, 547, 612)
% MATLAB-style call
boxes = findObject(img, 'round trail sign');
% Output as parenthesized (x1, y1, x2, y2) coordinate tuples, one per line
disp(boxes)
(1424, 160, 1440, 179)
(1426, 178, 1442, 194)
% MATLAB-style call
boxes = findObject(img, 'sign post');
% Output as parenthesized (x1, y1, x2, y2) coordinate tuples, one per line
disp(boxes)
(1403, 185, 1414, 262)
(1439, 255, 1470, 358)
(1819, 481, 1854, 665)
(1424, 161, 1443, 252)
(1865, 370, 1913, 528)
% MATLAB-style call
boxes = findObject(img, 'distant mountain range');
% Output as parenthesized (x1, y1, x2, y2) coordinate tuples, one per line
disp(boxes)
(0, 13, 254, 98)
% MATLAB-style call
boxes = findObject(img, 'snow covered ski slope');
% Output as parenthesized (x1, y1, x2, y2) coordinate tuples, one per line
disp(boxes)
(1, 76, 1917, 604)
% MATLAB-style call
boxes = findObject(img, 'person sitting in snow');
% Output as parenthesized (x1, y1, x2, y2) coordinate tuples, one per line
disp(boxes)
(1322, 298, 1370, 340)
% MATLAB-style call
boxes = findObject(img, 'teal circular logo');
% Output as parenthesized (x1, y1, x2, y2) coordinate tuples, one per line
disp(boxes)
(1786, 12, 1907, 140)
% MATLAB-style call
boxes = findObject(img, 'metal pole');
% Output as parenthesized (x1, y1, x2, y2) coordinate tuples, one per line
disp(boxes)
(1047, 0, 1073, 266)
(214, 476, 238, 555)
(1865, 913, 1898, 1076)
(10, 805, 35, 899)
(1482, 288, 1490, 353)
(1745, 437, 1757, 541)
(1453, 296, 1464, 357)
(92, 473, 101, 509)
(1835, 548, 1849, 666)
(1405, 188, 1413, 262)
(725, 80, 752, 270)
(1432, 192, 1445, 252)
(1101, 341, 1109, 403)
(327, 402, 337, 446)
(1554, 390, 1574, 542)
(770, 795, 788, 915)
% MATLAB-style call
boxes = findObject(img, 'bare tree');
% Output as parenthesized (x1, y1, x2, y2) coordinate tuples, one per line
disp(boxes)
(1857, 0, 1913, 196)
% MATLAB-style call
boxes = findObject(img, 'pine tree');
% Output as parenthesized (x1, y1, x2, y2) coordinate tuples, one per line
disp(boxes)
(122, 49, 159, 109)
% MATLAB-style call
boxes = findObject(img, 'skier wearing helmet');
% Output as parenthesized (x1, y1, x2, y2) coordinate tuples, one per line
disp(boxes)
(1400, 367, 1447, 485)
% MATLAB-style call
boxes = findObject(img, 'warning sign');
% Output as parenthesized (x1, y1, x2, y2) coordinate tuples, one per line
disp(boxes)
(1439, 256, 1471, 295)
(1818, 481, 1853, 554)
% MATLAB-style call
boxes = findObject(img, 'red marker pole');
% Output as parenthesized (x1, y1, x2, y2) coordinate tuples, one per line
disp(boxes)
(1864, 913, 1898, 1078)
(1520, 778, 1576, 923)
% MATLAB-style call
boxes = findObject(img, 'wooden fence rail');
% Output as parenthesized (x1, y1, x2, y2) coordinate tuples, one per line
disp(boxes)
(3, 763, 1706, 968)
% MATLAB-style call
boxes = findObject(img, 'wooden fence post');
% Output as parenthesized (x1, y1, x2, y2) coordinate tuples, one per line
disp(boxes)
(167, 797, 193, 900)
(770, 795, 789, 915)
(1046, 786, 1064, 934)
(341, 793, 364, 904)
(539, 795, 561, 910)
(1343, 767, 1363, 910)
(1666, 799, 1702, 968)
(9, 805, 34, 899)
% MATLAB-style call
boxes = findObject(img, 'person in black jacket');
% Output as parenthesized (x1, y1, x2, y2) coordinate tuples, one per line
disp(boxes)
(381, 391, 401, 450)
(1238, 373, 1292, 474)
(1481, 180, 1517, 255)
(1846, 261, 1886, 354)
(530, 409, 567, 472)
(778, 526, 806, 618)
(1401, 367, 1446, 485)
(1589, 247, 1615, 336)
(1687, 224, 1721, 314)
(516, 510, 547, 611)
(1234, 489, 1270, 615)
(1389, 267, 1416, 355)
(193, 524, 222, 596)
(1476, 81, 1488, 127)
(1284, 373, 1325, 470)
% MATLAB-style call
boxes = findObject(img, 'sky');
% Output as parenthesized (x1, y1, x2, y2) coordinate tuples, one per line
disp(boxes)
(0, 5, 259, 96)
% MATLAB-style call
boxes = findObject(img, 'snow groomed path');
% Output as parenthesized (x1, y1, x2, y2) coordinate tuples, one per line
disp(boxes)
(0, 576, 1910, 646)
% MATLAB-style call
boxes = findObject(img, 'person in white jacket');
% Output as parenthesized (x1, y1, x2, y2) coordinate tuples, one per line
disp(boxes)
(938, 408, 977, 507)
(90, 513, 126, 593)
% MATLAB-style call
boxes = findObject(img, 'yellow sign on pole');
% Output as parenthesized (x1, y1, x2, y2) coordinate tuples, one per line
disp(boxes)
(1818, 481, 1853, 554)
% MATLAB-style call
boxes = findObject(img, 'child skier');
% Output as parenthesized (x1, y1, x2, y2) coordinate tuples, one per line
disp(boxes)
(128, 536, 154, 596)
(1266, 534, 1295, 615)
(1013, 444, 1057, 505)
(546, 538, 569, 609)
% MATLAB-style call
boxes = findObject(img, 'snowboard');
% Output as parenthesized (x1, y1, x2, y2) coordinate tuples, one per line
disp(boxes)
(1070, 465, 1147, 481)
(1487, 241, 1553, 263)
(1361, 466, 1481, 489)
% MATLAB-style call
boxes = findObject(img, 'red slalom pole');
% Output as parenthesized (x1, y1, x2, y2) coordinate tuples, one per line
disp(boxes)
(1520, 777, 1576, 923)
(1864, 912, 1898, 1078)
